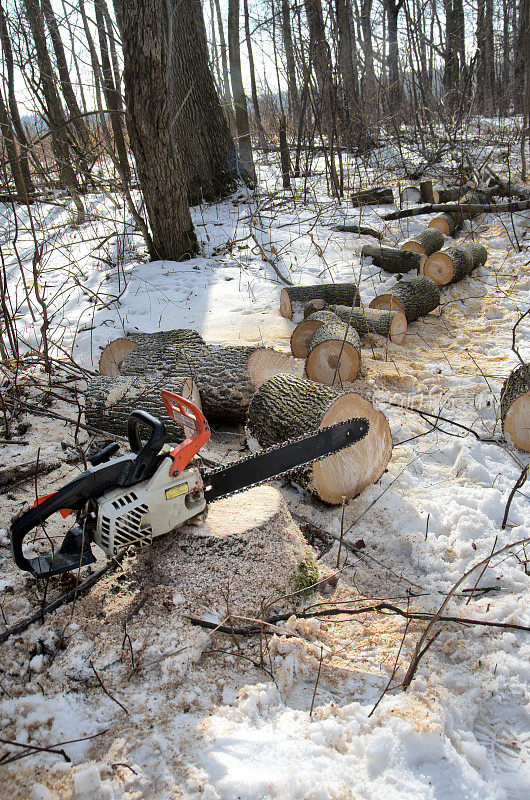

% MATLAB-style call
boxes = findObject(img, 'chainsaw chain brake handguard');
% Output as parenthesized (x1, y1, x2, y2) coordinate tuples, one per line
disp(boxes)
(161, 390, 211, 477)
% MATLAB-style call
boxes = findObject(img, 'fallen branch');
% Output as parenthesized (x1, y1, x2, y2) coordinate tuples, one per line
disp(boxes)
(331, 224, 383, 240)
(0, 557, 123, 644)
(382, 199, 530, 221)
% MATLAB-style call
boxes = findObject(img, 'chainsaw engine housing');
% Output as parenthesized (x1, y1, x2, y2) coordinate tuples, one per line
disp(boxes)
(93, 460, 205, 556)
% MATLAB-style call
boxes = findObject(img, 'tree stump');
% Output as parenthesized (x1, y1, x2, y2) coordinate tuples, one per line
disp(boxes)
(369, 276, 441, 322)
(246, 374, 393, 504)
(280, 283, 360, 320)
(500, 364, 530, 452)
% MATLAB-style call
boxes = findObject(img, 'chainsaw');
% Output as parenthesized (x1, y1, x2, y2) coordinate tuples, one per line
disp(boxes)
(11, 390, 369, 578)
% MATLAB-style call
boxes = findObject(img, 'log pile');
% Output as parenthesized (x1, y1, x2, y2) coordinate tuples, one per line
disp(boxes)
(280, 283, 360, 320)
(247, 374, 393, 503)
(500, 364, 530, 452)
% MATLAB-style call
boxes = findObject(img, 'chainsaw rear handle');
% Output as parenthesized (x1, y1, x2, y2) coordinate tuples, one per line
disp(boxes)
(127, 409, 167, 482)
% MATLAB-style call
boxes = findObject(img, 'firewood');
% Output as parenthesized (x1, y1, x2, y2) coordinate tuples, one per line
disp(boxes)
(119, 342, 304, 421)
(428, 212, 462, 236)
(246, 374, 393, 504)
(419, 179, 435, 203)
(500, 364, 530, 452)
(290, 311, 340, 358)
(369, 276, 440, 322)
(422, 243, 488, 286)
(305, 321, 361, 385)
(350, 187, 394, 206)
(85, 376, 201, 442)
(327, 305, 407, 344)
(280, 283, 360, 320)
(99, 329, 206, 376)
(400, 228, 444, 256)
(361, 245, 423, 273)
(303, 298, 327, 318)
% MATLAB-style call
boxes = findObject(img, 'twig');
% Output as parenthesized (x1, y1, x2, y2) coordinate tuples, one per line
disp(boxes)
(331, 224, 383, 239)
(90, 661, 129, 715)
(309, 646, 324, 717)
(501, 465, 528, 530)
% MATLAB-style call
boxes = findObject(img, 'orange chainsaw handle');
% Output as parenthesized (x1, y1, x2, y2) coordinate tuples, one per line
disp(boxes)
(161, 390, 211, 478)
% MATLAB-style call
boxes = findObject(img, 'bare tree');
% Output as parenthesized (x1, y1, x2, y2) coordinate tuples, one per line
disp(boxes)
(228, 0, 255, 179)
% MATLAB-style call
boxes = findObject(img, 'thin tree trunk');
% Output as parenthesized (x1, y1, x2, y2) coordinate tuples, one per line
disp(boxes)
(335, 0, 371, 149)
(214, 0, 234, 120)
(281, 0, 301, 123)
(0, 88, 28, 200)
(243, 0, 267, 147)
(116, 0, 198, 260)
(386, 0, 403, 113)
(94, 0, 131, 182)
(0, 0, 34, 192)
(22, 0, 84, 221)
(227, 0, 255, 179)
(360, 0, 378, 123)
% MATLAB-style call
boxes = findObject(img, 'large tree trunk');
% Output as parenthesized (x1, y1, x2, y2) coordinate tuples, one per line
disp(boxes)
(246, 374, 393, 504)
(171, 0, 239, 202)
(227, 0, 255, 180)
(335, 0, 371, 150)
(385, 0, 403, 113)
(116, 0, 198, 261)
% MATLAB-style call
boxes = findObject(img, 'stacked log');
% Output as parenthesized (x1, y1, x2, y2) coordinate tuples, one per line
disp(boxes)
(246, 374, 393, 504)
(422, 243, 488, 286)
(85, 376, 201, 441)
(361, 245, 423, 274)
(351, 187, 394, 206)
(428, 213, 462, 237)
(369, 276, 441, 322)
(280, 283, 360, 320)
(327, 306, 407, 344)
(290, 311, 339, 358)
(303, 298, 327, 318)
(99, 329, 206, 376)
(305, 321, 362, 385)
(500, 365, 530, 452)
(400, 228, 445, 257)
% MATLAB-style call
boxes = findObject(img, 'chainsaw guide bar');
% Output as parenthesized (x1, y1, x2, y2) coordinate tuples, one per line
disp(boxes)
(203, 417, 370, 502)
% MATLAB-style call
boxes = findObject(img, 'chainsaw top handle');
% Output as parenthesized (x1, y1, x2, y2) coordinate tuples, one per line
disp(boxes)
(161, 390, 211, 477)
(127, 409, 167, 482)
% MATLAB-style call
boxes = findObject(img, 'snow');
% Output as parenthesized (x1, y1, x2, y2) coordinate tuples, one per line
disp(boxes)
(0, 148, 529, 799)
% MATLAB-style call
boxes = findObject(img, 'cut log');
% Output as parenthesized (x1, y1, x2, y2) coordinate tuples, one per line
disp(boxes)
(500, 364, 530, 452)
(280, 283, 360, 320)
(361, 245, 423, 273)
(433, 187, 467, 204)
(99, 329, 206, 376)
(350, 187, 394, 206)
(85, 375, 201, 442)
(120, 343, 304, 421)
(422, 243, 487, 286)
(305, 321, 361, 385)
(303, 298, 327, 318)
(428, 212, 462, 236)
(246, 374, 393, 504)
(290, 311, 340, 358)
(400, 228, 445, 257)
(369, 276, 440, 322)
(327, 305, 407, 344)
(400, 186, 421, 204)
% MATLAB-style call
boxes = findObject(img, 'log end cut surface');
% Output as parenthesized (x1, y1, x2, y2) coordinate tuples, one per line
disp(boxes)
(369, 295, 406, 317)
(99, 338, 138, 376)
(247, 348, 305, 387)
(503, 393, 530, 452)
(280, 288, 293, 319)
(422, 252, 454, 286)
(305, 340, 360, 385)
(314, 394, 393, 504)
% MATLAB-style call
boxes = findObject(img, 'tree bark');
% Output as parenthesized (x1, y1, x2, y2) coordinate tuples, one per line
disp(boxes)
(117, 0, 198, 261)
(385, 0, 403, 113)
(335, 0, 371, 150)
(281, 0, 301, 122)
(500, 364, 530, 452)
(243, 0, 267, 148)
(171, 0, 240, 202)
(227, 0, 255, 180)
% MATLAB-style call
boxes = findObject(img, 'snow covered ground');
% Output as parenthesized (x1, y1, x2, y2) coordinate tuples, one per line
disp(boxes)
(0, 146, 529, 799)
